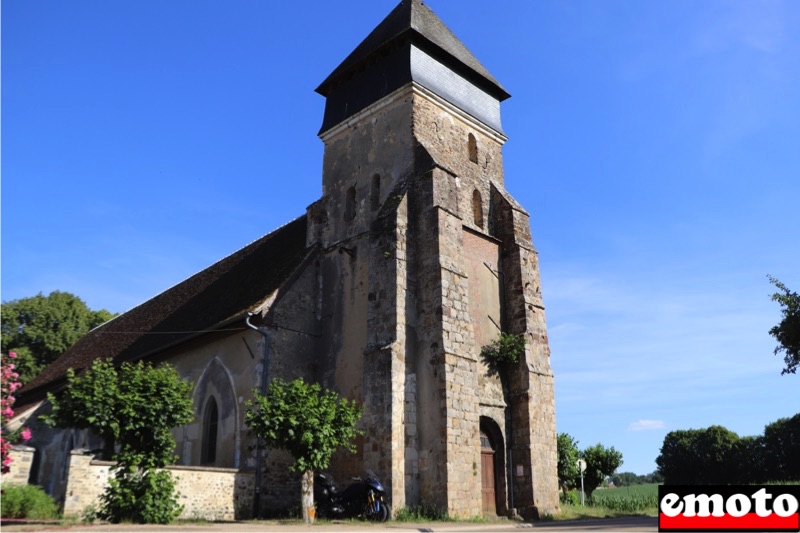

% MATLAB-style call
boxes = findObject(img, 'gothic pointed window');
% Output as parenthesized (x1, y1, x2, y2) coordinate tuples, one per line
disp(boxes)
(473, 189, 484, 228)
(202, 397, 219, 465)
(371, 174, 381, 211)
(344, 186, 356, 222)
(468, 133, 479, 164)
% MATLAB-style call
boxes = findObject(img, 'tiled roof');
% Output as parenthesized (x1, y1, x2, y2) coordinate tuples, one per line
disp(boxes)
(316, 0, 509, 99)
(18, 215, 311, 404)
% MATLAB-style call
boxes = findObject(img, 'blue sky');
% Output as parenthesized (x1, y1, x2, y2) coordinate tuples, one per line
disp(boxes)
(3, 1, 798, 476)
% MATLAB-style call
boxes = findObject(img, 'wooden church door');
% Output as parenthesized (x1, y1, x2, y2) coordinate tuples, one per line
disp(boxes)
(480, 430, 496, 515)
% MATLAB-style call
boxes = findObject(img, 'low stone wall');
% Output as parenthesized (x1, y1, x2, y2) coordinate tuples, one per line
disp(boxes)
(2, 445, 35, 486)
(63, 450, 254, 521)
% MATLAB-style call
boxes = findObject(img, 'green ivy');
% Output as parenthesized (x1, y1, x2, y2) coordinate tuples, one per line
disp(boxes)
(480, 332, 525, 376)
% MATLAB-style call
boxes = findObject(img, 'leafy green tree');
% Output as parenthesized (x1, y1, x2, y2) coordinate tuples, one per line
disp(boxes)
(768, 277, 800, 375)
(1, 292, 116, 383)
(556, 433, 580, 493)
(244, 377, 363, 523)
(656, 426, 740, 484)
(732, 435, 767, 484)
(42, 359, 194, 524)
(763, 413, 800, 481)
(610, 472, 639, 487)
(580, 443, 623, 498)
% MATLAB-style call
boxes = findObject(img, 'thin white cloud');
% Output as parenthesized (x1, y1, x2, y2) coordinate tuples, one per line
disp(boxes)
(628, 420, 666, 432)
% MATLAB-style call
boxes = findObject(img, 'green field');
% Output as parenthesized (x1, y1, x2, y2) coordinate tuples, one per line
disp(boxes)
(591, 484, 658, 512)
(551, 484, 659, 519)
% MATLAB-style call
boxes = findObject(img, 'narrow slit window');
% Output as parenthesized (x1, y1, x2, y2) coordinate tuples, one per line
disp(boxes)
(468, 133, 478, 163)
(371, 174, 381, 211)
(473, 189, 484, 228)
(202, 397, 218, 465)
(344, 186, 356, 222)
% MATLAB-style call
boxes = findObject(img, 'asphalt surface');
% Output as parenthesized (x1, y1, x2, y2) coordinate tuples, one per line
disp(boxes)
(0, 516, 658, 533)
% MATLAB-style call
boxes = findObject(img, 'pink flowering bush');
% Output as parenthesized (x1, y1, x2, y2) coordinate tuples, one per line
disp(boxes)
(2, 352, 31, 474)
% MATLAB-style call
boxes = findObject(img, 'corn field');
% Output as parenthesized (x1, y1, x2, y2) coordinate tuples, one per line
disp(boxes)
(562, 484, 659, 513)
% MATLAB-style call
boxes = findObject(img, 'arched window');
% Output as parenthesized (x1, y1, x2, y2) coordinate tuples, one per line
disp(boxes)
(371, 174, 381, 211)
(344, 186, 356, 222)
(202, 397, 219, 465)
(472, 189, 484, 228)
(468, 133, 478, 164)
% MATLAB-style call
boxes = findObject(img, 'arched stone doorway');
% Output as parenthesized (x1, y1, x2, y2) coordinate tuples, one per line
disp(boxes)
(479, 417, 506, 516)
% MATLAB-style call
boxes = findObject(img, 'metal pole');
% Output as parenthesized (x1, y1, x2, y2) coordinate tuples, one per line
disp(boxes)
(246, 313, 271, 519)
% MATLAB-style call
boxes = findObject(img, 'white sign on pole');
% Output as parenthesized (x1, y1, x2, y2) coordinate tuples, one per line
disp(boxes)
(576, 459, 587, 506)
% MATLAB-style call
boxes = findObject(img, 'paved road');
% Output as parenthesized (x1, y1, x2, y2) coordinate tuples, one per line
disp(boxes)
(1, 516, 658, 533)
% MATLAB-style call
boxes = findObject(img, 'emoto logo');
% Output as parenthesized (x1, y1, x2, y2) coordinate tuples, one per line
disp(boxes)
(658, 485, 800, 532)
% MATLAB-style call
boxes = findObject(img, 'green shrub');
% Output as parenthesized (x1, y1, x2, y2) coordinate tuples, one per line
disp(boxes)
(99, 469, 183, 524)
(560, 490, 580, 506)
(0, 484, 60, 520)
(480, 333, 525, 376)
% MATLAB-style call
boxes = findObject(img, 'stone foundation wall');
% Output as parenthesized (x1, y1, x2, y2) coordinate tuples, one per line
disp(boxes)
(2, 445, 35, 486)
(62, 451, 254, 521)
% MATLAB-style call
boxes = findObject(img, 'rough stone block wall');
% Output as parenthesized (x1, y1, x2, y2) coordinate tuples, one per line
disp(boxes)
(491, 189, 560, 517)
(363, 190, 409, 509)
(2, 445, 35, 486)
(407, 167, 483, 517)
(61, 451, 254, 521)
(62, 452, 111, 517)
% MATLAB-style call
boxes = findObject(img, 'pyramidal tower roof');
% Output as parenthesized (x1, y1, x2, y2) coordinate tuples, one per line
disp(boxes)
(316, 0, 510, 135)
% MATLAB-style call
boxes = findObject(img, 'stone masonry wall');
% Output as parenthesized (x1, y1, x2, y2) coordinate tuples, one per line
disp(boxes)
(62, 451, 254, 521)
(407, 165, 482, 518)
(411, 86, 559, 517)
(2, 445, 35, 486)
(492, 186, 560, 517)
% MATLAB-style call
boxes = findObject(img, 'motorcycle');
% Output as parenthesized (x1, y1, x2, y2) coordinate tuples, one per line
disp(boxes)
(314, 470, 390, 522)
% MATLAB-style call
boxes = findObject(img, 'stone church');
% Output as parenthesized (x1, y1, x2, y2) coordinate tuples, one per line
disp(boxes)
(11, 0, 559, 520)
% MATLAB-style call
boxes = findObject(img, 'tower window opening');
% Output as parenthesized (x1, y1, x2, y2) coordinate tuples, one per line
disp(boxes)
(344, 186, 356, 222)
(473, 189, 484, 228)
(371, 174, 381, 211)
(468, 133, 479, 164)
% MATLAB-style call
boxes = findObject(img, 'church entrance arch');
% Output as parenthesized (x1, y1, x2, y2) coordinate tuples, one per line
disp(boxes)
(479, 416, 505, 516)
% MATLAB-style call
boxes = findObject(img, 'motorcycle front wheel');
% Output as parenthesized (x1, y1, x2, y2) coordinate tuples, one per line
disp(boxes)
(365, 502, 390, 522)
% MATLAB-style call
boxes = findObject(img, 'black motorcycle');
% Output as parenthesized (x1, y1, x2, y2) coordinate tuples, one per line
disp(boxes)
(314, 470, 390, 522)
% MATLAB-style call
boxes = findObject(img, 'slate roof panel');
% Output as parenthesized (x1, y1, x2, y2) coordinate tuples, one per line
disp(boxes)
(316, 0, 508, 99)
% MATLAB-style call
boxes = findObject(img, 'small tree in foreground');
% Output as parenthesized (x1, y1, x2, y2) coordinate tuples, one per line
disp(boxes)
(244, 377, 363, 523)
(579, 443, 623, 499)
(556, 433, 580, 494)
(42, 359, 193, 524)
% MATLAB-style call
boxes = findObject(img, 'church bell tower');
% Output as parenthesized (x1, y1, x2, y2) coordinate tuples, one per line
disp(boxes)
(307, 0, 559, 518)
